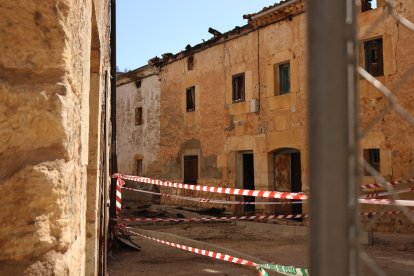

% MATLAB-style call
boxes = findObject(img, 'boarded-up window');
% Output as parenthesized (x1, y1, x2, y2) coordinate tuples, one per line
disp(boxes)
(135, 107, 142, 125)
(364, 38, 383, 77)
(136, 159, 142, 176)
(363, 148, 380, 175)
(186, 86, 195, 112)
(232, 73, 245, 103)
(184, 155, 198, 184)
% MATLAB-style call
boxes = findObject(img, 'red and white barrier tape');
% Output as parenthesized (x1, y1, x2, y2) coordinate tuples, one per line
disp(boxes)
(119, 214, 307, 223)
(360, 210, 414, 216)
(122, 226, 257, 267)
(359, 199, 414, 206)
(123, 186, 303, 205)
(361, 178, 414, 190)
(116, 178, 125, 216)
(362, 187, 414, 198)
(114, 174, 308, 200)
(117, 210, 414, 224)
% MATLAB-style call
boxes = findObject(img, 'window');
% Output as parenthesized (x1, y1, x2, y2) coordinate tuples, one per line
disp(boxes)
(135, 107, 142, 125)
(136, 159, 142, 176)
(186, 86, 195, 112)
(187, 56, 194, 70)
(363, 148, 380, 175)
(135, 79, 141, 88)
(232, 73, 245, 103)
(184, 155, 198, 184)
(364, 38, 384, 77)
(274, 62, 291, 95)
(361, 0, 377, 12)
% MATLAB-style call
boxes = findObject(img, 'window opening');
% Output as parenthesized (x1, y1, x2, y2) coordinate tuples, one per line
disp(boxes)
(135, 107, 142, 125)
(361, 0, 378, 12)
(232, 73, 245, 103)
(275, 62, 291, 95)
(363, 148, 380, 175)
(187, 56, 194, 70)
(364, 38, 384, 77)
(186, 86, 195, 112)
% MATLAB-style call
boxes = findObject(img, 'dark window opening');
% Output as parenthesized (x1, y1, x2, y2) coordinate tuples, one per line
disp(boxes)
(364, 38, 384, 77)
(232, 73, 245, 103)
(135, 107, 142, 125)
(186, 86, 195, 112)
(184, 155, 198, 184)
(361, 0, 378, 12)
(363, 148, 380, 175)
(276, 62, 291, 95)
(135, 79, 141, 88)
(187, 56, 194, 70)
(136, 159, 142, 176)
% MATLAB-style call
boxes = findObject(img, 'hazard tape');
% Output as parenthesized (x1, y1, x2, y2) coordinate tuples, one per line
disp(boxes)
(360, 210, 414, 216)
(116, 178, 125, 216)
(119, 214, 307, 223)
(359, 199, 414, 206)
(362, 187, 414, 198)
(122, 186, 303, 205)
(121, 226, 308, 276)
(114, 173, 308, 200)
(361, 177, 414, 190)
(117, 210, 414, 224)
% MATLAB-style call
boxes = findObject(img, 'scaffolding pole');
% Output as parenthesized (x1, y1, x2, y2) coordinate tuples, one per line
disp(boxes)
(307, 0, 359, 275)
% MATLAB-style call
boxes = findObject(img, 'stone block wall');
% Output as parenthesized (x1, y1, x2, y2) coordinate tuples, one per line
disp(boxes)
(0, 0, 110, 274)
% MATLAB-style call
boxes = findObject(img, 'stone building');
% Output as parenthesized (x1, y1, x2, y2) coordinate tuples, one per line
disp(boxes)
(117, 0, 414, 230)
(0, 1, 111, 275)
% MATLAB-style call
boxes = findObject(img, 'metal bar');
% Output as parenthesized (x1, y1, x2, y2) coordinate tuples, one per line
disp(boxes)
(307, 0, 359, 275)
(110, 0, 118, 220)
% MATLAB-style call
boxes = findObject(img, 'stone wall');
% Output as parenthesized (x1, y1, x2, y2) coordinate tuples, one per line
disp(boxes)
(116, 66, 161, 204)
(154, 0, 414, 230)
(0, 0, 110, 274)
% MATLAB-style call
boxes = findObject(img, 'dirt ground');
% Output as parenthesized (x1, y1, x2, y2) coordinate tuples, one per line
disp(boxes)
(108, 222, 414, 275)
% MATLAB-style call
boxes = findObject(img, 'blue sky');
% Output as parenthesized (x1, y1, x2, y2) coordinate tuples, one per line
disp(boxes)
(117, 0, 280, 71)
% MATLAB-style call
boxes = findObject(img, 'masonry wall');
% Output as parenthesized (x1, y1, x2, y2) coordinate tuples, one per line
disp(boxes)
(155, 0, 414, 231)
(116, 68, 162, 205)
(0, 0, 110, 274)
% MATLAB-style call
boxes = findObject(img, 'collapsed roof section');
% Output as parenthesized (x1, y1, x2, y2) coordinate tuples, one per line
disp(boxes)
(118, 0, 305, 79)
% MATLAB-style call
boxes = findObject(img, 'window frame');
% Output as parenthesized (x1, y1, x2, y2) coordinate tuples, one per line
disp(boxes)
(232, 73, 245, 103)
(274, 61, 291, 96)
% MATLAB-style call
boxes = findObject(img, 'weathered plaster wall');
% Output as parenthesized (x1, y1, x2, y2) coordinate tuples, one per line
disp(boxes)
(0, 0, 110, 274)
(116, 67, 161, 204)
(117, 69, 161, 176)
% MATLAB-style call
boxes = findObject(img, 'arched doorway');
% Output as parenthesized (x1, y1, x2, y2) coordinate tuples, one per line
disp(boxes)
(270, 148, 302, 219)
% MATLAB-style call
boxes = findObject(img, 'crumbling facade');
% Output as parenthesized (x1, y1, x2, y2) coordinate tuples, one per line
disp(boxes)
(0, 1, 111, 274)
(117, 0, 414, 231)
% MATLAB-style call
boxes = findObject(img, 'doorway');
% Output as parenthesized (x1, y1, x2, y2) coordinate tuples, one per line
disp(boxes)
(273, 149, 302, 219)
(239, 152, 255, 215)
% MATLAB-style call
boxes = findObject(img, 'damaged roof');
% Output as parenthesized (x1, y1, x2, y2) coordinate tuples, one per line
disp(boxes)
(125, 0, 305, 70)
